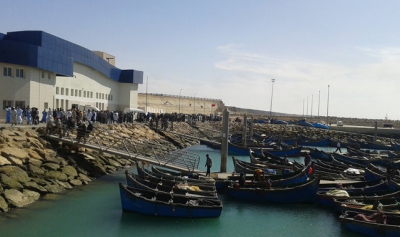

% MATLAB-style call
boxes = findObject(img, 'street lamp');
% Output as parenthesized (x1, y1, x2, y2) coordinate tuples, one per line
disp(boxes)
(318, 90, 320, 117)
(327, 85, 330, 124)
(269, 79, 275, 117)
(194, 93, 197, 114)
(179, 89, 183, 114)
(203, 97, 206, 115)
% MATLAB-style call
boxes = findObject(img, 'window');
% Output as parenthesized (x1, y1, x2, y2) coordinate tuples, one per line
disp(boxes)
(111, 95, 113, 101)
(84, 91, 86, 97)
(66, 100, 69, 110)
(75, 89, 78, 96)
(79, 90, 81, 97)
(56, 87, 59, 95)
(71, 89, 74, 96)
(3, 100, 12, 109)
(48, 73, 51, 79)
(3, 67, 12, 77)
(90, 92, 93, 98)
(16, 68, 24, 78)
(56, 99, 59, 109)
(44, 102, 48, 109)
(96, 92, 98, 99)
(42, 72, 45, 78)
(15, 101, 25, 109)
(102, 93, 104, 99)
(66, 88, 69, 96)
(61, 88, 64, 95)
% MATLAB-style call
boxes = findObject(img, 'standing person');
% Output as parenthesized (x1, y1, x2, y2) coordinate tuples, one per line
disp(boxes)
(304, 153, 312, 167)
(26, 107, 32, 124)
(205, 154, 212, 176)
(41, 109, 47, 123)
(11, 107, 17, 126)
(335, 142, 342, 153)
(239, 172, 246, 187)
(5, 106, 11, 123)
(16, 107, 23, 124)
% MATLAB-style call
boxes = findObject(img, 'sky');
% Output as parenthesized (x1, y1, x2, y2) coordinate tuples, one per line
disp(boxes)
(2, 0, 400, 120)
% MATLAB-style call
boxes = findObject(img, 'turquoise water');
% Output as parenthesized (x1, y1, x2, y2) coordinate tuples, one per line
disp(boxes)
(1, 145, 360, 237)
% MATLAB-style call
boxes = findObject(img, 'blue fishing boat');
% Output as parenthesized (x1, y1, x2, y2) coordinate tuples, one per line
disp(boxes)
(119, 183, 223, 218)
(313, 122, 329, 129)
(264, 146, 303, 157)
(297, 119, 314, 127)
(272, 119, 288, 124)
(332, 152, 370, 166)
(309, 148, 332, 161)
(340, 211, 400, 237)
(226, 176, 320, 203)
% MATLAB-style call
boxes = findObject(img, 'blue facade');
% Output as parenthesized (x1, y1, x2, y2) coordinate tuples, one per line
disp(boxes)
(0, 31, 143, 84)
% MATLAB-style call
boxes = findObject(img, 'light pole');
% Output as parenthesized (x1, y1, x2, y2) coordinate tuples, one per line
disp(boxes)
(194, 93, 197, 114)
(203, 97, 206, 115)
(269, 79, 275, 117)
(307, 97, 308, 118)
(318, 90, 320, 117)
(179, 89, 183, 114)
(303, 99, 304, 116)
(327, 85, 330, 124)
(311, 94, 313, 118)
(145, 76, 148, 113)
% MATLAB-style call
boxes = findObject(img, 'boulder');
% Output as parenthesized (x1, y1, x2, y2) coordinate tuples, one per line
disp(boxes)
(0, 195, 8, 212)
(28, 164, 45, 175)
(0, 166, 30, 183)
(28, 158, 43, 167)
(78, 173, 92, 182)
(0, 174, 24, 190)
(107, 159, 122, 168)
(42, 163, 60, 171)
(7, 157, 24, 166)
(55, 180, 73, 189)
(0, 155, 11, 166)
(4, 189, 40, 207)
(45, 171, 68, 181)
(61, 166, 78, 178)
(27, 150, 43, 160)
(22, 181, 47, 193)
(44, 184, 65, 193)
(69, 179, 83, 186)
(1, 147, 29, 160)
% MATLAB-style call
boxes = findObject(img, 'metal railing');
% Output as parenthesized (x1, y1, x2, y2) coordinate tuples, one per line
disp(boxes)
(45, 123, 200, 171)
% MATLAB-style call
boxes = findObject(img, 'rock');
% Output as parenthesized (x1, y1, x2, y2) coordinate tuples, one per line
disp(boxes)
(0, 174, 24, 189)
(4, 189, 40, 208)
(54, 180, 73, 189)
(27, 150, 43, 160)
(42, 163, 61, 171)
(45, 171, 68, 181)
(61, 166, 78, 178)
(44, 184, 65, 193)
(78, 173, 92, 182)
(7, 157, 24, 166)
(28, 164, 45, 175)
(22, 181, 47, 193)
(25, 131, 38, 139)
(1, 146, 29, 160)
(28, 158, 43, 167)
(0, 195, 8, 212)
(107, 159, 121, 168)
(0, 155, 11, 166)
(69, 179, 82, 186)
(0, 166, 30, 183)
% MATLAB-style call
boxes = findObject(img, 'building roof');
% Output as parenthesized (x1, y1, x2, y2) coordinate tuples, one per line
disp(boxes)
(0, 31, 142, 84)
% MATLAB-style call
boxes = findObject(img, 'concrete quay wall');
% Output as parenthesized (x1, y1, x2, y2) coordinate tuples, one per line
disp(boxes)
(329, 125, 400, 138)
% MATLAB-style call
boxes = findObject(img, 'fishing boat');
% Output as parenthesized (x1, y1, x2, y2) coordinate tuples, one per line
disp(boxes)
(313, 122, 329, 129)
(297, 119, 314, 127)
(151, 166, 215, 185)
(119, 183, 223, 218)
(340, 211, 400, 237)
(339, 201, 400, 216)
(125, 172, 219, 199)
(225, 176, 320, 203)
(316, 180, 400, 207)
(332, 152, 371, 166)
(309, 148, 332, 161)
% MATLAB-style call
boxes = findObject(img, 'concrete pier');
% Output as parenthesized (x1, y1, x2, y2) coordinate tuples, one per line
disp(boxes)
(329, 125, 400, 138)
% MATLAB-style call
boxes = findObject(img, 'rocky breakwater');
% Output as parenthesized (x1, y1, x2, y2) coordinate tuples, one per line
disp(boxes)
(0, 123, 200, 213)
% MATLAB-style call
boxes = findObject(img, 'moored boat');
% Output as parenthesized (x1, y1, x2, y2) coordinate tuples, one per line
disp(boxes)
(119, 183, 223, 218)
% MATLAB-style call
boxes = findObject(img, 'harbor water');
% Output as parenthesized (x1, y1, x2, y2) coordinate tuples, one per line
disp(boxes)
(1, 145, 360, 237)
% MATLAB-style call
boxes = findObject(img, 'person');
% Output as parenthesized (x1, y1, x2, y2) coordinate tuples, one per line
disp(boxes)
(205, 154, 212, 176)
(284, 155, 289, 163)
(253, 168, 265, 182)
(239, 172, 246, 187)
(308, 161, 315, 178)
(76, 122, 87, 143)
(16, 107, 23, 124)
(304, 154, 312, 167)
(5, 106, 11, 123)
(11, 107, 17, 127)
(335, 142, 342, 153)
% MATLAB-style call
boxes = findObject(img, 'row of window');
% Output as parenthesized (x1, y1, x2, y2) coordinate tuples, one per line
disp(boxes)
(2, 100, 49, 110)
(55, 87, 113, 100)
(3, 67, 52, 79)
